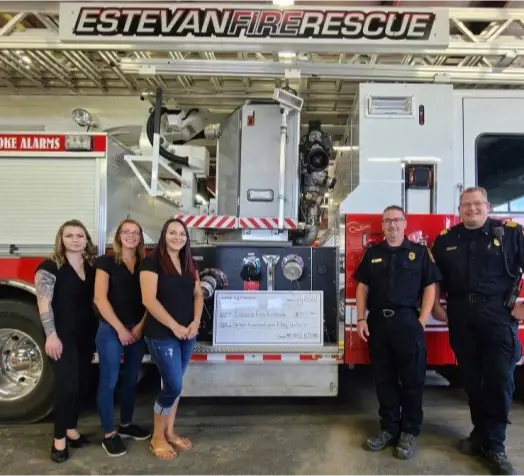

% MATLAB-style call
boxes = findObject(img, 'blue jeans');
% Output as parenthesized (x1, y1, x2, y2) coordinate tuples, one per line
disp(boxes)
(145, 336, 195, 415)
(96, 320, 146, 434)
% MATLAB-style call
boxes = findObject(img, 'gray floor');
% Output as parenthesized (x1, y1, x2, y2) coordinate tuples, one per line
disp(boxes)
(0, 369, 523, 475)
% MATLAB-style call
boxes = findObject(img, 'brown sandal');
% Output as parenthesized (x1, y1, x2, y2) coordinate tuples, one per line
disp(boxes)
(149, 441, 177, 460)
(167, 435, 193, 452)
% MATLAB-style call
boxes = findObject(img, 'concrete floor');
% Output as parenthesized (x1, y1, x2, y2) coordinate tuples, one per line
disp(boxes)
(0, 369, 523, 475)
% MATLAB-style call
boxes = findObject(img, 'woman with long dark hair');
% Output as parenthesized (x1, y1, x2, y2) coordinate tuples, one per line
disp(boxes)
(34, 219, 98, 463)
(94, 218, 151, 457)
(139, 218, 204, 460)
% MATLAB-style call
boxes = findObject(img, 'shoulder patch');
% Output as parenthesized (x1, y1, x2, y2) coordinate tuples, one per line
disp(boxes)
(439, 229, 448, 236)
(504, 220, 518, 228)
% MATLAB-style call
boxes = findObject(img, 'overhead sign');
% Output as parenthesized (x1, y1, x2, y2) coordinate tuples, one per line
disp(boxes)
(59, 3, 449, 48)
(213, 290, 324, 346)
(0, 133, 107, 156)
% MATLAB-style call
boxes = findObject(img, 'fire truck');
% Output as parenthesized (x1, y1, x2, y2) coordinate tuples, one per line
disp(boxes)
(1, 1, 524, 423)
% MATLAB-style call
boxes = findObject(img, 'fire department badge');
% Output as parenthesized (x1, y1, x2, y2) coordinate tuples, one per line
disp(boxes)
(493, 238, 501, 247)
(408, 252, 416, 261)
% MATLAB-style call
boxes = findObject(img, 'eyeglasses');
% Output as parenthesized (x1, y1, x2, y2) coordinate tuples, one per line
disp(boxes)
(460, 201, 486, 209)
(382, 218, 404, 225)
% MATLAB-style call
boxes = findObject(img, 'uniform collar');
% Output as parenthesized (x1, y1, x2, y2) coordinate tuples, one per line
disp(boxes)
(380, 237, 412, 249)
(458, 218, 492, 236)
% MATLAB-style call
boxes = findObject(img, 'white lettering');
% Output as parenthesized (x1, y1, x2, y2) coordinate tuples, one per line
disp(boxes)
(178, 10, 200, 35)
(300, 12, 323, 36)
(384, 12, 409, 38)
(75, 9, 97, 33)
(342, 12, 364, 36)
(363, 12, 386, 38)
(408, 13, 432, 38)
(122, 10, 143, 34)
(202, 10, 230, 35)
(160, 9, 184, 33)
(97, 9, 119, 33)
(137, 10, 159, 34)
(0, 137, 17, 149)
(322, 12, 344, 36)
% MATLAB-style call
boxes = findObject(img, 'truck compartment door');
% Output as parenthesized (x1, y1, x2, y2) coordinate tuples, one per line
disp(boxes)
(463, 97, 524, 213)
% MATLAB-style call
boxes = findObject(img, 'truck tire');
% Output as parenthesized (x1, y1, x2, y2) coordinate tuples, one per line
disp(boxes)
(0, 299, 55, 423)
(436, 365, 462, 388)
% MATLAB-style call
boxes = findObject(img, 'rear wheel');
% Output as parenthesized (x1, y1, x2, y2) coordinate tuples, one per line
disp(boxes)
(436, 365, 462, 388)
(0, 299, 54, 423)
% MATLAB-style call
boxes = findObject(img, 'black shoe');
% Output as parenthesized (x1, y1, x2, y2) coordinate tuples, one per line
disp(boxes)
(118, 423, 151, 441)
(394, 432, 417, 460)
(66, 433, 90, 448)
(483, 450, 516, 475)
(459, 431, 482, 456)
(363, 430, 397, 452)
(102, 433, 127, 457)
(50, 443, 69, 463)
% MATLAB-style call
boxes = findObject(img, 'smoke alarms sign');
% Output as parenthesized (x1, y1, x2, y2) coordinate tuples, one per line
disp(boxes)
(59, 3, 449, 47)
(213, 291, 323, 346)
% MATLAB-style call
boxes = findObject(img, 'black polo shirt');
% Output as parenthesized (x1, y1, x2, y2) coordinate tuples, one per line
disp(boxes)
(139, 254, 195, 340)
(354, 238, 441, 312)
(95, 254, 144, 328)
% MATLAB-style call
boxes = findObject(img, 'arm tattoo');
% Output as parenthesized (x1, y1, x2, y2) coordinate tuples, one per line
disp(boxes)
(35, 270, 57, 337)
(40, 311, 56, 337)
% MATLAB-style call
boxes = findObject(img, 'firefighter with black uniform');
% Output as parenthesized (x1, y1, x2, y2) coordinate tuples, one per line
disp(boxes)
(432, 186, 524, 476)
(354, 205, 441, 460)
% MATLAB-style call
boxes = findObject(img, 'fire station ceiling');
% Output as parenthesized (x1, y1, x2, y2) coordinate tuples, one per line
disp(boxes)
(1, 0, 524, 150)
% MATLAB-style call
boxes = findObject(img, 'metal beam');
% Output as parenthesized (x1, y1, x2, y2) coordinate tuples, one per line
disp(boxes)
(466, 0, 508, 35)
(120, 58, 524, 85)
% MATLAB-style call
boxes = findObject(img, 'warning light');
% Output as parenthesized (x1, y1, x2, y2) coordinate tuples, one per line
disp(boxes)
(247, 112, 255, 126)
(418, 105, 425, 126)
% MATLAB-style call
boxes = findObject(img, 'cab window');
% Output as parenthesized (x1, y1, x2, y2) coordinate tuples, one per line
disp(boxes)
(476, 133, 524, 214)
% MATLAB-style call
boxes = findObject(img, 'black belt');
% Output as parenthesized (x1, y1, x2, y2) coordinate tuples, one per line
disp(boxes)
(449, 293, 504, 304)
(369, 307, 418, 318)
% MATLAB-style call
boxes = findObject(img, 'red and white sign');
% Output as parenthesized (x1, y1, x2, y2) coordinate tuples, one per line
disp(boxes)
(0, 133, 107, 155)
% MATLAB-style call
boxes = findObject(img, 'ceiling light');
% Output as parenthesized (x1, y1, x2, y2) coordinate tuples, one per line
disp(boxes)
(273, 0, 294, 5)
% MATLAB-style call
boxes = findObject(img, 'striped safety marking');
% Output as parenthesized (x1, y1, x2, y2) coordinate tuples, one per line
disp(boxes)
(174, 215, 236, 229)
(92, 353, 343, 363)
(238, 217, 298, 230)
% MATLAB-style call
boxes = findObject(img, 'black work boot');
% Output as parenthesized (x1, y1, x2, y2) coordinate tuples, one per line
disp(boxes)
(394, 432, 417, 460)
(363, 430, 397, 452)
(459, 430, 482, 456)
(483, 450, 516, 475)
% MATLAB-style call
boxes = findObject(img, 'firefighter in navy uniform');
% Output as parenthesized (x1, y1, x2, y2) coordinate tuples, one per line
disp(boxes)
(354, 205, 441, 460)
(432, 186, 524, 476)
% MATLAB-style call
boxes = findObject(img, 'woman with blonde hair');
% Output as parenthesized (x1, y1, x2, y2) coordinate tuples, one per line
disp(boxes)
(93, 218, 151, 457)
(34, 219, 98, 463)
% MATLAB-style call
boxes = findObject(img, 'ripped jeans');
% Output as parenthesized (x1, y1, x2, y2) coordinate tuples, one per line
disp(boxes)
(145, 336, 195, 415)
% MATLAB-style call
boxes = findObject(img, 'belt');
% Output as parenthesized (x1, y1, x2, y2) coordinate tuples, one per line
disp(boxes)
(449, 293, 504, 304)
(369, 307, 418, 318)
